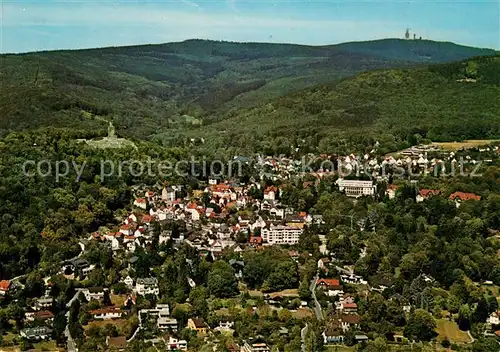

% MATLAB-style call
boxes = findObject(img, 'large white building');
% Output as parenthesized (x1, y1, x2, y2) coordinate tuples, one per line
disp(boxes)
(336, 179, 376, 198)
(261, 225, 303, 245)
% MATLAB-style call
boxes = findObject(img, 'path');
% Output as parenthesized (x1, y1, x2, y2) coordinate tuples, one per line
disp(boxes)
(310, 274, 323, 321)
(65, 289, 84, 352)
(300, 323, 308, 352)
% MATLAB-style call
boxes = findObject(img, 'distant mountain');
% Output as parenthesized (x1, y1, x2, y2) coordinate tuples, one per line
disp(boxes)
(0, 39, 496, 140)
(332, 38, 497, 63)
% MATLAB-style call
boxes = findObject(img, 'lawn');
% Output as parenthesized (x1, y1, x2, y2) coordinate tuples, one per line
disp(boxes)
(0, 347, 19, 352)
(247, 288, 299, 298)
(110, 293, 128, 307)
(268, 289, 299, 298)
(433, 139, 499, 151)
(435, 319, 472, 344)
(33, 340, 64, 351)
(1, 332, 17, 343)
(292, 307, 313, 319)
(481, 284, 500, 298)
(84, 318, 129, 334)
(324, 346, 355, 352)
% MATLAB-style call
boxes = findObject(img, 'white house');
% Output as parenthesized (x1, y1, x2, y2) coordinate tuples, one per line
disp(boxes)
(263, 186, 277, 201)
(157, 317, 178, 331)
(20, 327, 52, 341)
(90, 308, 124, 320)
(135, 277, 159, 296)
(217, 319, 235, 329)
(487, 311, 500, 325)
(162, 187, 176, 203)
(165, 336, 187, 351)
(83, 287, 106, 301)
(269, 207, 285, 219)
(341, 274, 367, 285)
(123, 276, 134, 289)
(133, 198, 147, 209)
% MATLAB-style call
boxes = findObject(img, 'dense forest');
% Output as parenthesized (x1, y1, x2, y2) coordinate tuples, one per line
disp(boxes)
(186, 55, 500, 156)
(0, 38, 500, 352)
(0, 39, 497, 141)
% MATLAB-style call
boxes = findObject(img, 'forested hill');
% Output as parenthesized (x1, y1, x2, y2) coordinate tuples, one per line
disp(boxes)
(0, 39, 496, 140)
(332, 39, 497, 63)
(186, 55, 500, 156)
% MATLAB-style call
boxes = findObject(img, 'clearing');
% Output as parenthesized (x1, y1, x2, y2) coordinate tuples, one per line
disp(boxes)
(432, 139, 499, 151)
(84, 318, 129, 334)
(435, 319, 472, 344)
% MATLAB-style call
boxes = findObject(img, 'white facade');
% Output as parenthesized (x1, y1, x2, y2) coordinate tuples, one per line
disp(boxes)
(123, 276, 134, 288)
(157, 317, 178, 331)
(264, 191, 275, 201)
(135, 278, 160, 296)
(133, 198, 147, 209)
(166, 337, 187, 351)
(261, 225, 303, 245)
(91, 310, 123, 320)
(83, 288, 105, 301)
(337, 179, 376, 198)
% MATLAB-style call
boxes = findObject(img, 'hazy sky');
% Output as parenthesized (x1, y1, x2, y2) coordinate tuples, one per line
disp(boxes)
(1, 0, 499, 53)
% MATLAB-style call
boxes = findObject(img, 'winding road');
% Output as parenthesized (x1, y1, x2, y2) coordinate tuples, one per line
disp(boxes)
(300, 324, 308, 352)
(65, 289, 84, 352)
(310, 274, 323, 321)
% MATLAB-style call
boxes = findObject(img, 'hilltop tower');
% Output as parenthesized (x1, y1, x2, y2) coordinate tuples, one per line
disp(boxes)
(405, 28, 410, 39)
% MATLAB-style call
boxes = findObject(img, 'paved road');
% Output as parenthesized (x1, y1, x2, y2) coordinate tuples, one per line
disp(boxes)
(65, 288, 84, 352)
(300, 323, 308, 352)
(334, 265, 352, 275)
(310, 274, 323, 321)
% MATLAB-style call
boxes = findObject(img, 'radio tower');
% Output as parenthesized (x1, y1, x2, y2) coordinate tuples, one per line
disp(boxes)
(405, 28, 410, 40)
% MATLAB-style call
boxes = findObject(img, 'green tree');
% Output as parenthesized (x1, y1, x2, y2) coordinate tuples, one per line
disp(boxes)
(403, 309, 437, 341)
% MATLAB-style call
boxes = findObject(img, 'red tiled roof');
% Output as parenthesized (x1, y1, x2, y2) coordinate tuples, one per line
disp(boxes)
(0, 280, 11, 291)
(90, 308, 123, 315)
(449, 191, 481, 201)
(135, 198, 146, 204)
(342, 314, 360, 324)
(190, 317, 206, 329)
(419, 189, 440, 197)
(316, 278, 341, 288)
(343, 303, 358, 309)
(387, 184, 399, 191)
(264, 186, 277, 194)
(141, 215, 153, 223)
(34, 311, 55, 319)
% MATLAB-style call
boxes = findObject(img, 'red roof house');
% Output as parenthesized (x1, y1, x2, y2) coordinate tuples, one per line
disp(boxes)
(449, 191, 481, 202)
(0, 280, 11, 295)
(316, 278, 342, 290)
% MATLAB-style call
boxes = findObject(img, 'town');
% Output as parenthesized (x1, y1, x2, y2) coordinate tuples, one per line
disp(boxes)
(0, 142, 499, 352)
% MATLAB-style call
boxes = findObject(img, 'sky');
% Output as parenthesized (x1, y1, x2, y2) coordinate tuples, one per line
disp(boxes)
(1, 0, 499, 53)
